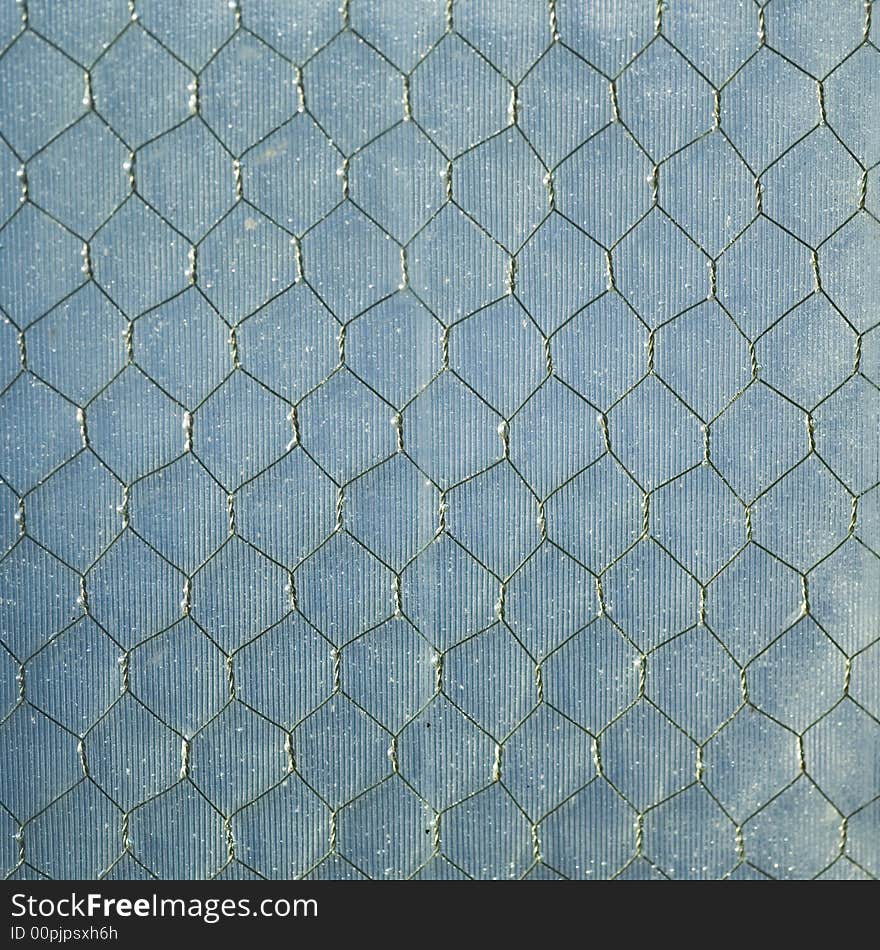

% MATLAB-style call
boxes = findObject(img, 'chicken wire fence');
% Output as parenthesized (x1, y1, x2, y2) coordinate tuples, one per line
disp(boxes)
(0, 0, 878, 882)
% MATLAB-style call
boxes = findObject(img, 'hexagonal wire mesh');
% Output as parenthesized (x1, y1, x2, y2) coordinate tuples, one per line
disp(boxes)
(0, 0, 878, 881)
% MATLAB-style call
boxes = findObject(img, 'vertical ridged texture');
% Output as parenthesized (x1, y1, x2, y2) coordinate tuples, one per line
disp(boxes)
(0, 0, 876, 882)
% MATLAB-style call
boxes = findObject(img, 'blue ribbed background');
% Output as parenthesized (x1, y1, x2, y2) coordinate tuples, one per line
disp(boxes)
(0, 0, 878, 880)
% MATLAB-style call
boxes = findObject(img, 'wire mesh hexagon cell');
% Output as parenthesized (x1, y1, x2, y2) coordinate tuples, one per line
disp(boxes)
(0, 0, 877, 882)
